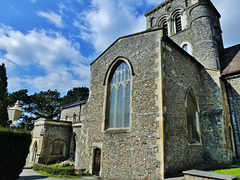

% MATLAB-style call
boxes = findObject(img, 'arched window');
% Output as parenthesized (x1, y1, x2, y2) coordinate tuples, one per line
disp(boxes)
(175, 13, 182, 33)
(150, 17, 155, 28)
(161, 19, 168, 36)
(182, 44, 188, 52)
(32, 141, 38, 163)
(186, 90, 200, 144)
(73, 113, 76, 122)
(51, 140, 65, 156)
(106, 61, 131, 129)
(65, 115, 68, 121)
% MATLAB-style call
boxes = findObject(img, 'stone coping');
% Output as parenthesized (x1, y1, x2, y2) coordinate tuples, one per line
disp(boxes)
(34, 118, 72, 127)
(183, 170, 238, 180)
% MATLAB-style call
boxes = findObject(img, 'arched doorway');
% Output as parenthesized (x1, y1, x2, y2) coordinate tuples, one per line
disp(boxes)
(32, 141, 38, 163)
(92, 148, 101, 176)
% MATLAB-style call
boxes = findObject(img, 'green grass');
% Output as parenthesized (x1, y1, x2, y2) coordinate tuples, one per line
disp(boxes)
(37, 170, 83, 178)
(47, 163, 73, 169)
(209, 167, 240, 179)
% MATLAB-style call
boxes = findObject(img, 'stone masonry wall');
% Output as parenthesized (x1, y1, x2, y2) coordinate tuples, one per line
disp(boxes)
(38, 120, 72, 164)
(162, 39, 233, 177)
(76, 30, 163, 180)
(225, 76, 240, 158)
(162, 39, 204, 176)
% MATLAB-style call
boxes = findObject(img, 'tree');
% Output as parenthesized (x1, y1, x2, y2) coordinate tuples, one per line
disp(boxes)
(30, 89, 61, 119)
(7, 89, 61, 129)
(61, 87, 89, 106)
(0, 63, 8, 127)
(7, 89, 32, 128)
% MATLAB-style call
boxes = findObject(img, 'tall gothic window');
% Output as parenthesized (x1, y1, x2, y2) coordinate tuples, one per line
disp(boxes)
(186, 90, 200, 144)
(175, 13, 182, 33)
(107, 61, 131, 129)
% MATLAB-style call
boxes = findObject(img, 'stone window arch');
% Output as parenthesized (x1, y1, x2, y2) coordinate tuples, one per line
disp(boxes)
(50, 140, 66, 156)
(174, 12, 182, 33)
(105, 59, 132, 129)
(185, 89, 201, 144)
(150, 17, 155, 28)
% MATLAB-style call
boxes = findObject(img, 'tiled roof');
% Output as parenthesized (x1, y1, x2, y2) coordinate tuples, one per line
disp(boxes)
(222, 51, 240, 75)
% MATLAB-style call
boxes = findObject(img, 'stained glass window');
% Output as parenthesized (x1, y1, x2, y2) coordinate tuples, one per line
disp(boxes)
(108, 61, 131, 129)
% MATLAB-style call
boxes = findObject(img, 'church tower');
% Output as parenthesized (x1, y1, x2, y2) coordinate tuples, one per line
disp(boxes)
(145, 0, 223, 70)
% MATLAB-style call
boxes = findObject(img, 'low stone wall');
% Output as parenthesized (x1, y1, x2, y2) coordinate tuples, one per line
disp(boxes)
(183, 170, 238, 180)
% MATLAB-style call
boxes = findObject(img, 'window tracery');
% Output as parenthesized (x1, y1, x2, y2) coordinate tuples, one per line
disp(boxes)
(107, 61, 131, 129)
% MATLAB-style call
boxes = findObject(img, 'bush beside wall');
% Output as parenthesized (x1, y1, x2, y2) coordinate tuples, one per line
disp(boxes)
(0, 127, 32, 180)
(33, 163, 76, 176)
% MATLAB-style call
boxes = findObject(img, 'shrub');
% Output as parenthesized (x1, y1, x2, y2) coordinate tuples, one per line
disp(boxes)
(33, 163, 76, 176)
(0, 127, 32, 180)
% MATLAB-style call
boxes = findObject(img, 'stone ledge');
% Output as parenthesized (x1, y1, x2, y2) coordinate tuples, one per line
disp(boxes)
(183, 170, 238, 180)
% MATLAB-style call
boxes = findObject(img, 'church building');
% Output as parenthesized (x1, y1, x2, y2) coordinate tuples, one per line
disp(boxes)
(27, 0, 240, 179)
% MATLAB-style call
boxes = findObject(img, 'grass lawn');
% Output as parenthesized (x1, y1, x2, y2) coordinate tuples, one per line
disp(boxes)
(47, 163, 73, 169)
(37, 170, 83, 178)
(35, 163, 92, 178)
(209, 167, 240, 179)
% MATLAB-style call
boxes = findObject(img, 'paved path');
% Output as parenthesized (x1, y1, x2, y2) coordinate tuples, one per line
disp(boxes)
(18, 165, 101, 180)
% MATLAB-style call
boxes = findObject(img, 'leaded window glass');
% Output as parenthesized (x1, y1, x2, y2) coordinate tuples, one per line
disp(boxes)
(108, 61, 131, 129)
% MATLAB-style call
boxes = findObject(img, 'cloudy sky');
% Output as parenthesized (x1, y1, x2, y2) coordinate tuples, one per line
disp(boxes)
(0, 0, 239, 95)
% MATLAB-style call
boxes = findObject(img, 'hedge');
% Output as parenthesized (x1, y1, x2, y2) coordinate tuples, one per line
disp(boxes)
(33, 163, 76, 176)
(0, 127, 32, 180)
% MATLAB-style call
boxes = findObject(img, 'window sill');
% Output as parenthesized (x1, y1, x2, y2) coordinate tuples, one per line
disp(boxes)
(104, 128, 131, 133)
(187, 142, 202, 146)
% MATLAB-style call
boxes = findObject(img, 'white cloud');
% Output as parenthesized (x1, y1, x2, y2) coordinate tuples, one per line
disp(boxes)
(0, 24, 90, 93)
(37, 11, 63, 28)
(75, 0, 147, 53)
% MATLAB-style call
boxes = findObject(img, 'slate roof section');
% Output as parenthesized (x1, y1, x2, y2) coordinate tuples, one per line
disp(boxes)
(61, 99, 87, 109)
(222, 51, 240, 76)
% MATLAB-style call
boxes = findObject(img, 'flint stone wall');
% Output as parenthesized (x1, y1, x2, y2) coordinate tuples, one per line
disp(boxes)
(35, 119, 72, 164)
(76, 30, 163, 180)
(162, 39, 232, 176)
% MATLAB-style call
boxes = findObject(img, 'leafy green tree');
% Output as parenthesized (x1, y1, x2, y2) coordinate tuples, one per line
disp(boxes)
(0, 63, 8, 127)
(7, 89, 33, 128)
(30, 89, 61, 119)
(61, 87, 89, 106)
(7, 89, 61, 129)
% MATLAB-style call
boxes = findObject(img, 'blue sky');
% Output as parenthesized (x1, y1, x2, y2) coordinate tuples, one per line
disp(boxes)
(0, 0, 239, 95)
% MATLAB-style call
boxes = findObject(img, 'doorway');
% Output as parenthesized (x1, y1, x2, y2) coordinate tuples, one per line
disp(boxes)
(32, 141, 37, 163)
(92, 148, 101, 176)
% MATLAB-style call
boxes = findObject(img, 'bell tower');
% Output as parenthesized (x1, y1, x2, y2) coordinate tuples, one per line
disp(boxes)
(145, 0, 223, 70)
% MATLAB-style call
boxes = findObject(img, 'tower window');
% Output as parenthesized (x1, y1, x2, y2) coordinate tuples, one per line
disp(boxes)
(150, 17, 155, 28)
(162, 19, 168, 36)
(175, 13, 182, 33)
(182, 44, 188, 52)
